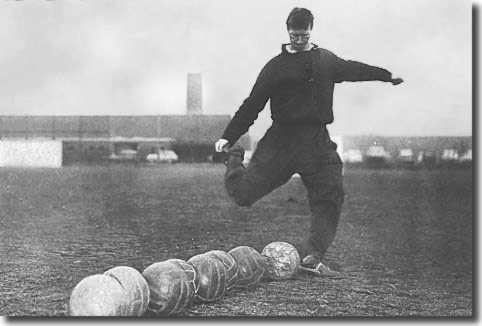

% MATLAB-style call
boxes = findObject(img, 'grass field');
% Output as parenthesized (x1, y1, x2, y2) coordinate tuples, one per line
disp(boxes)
(0, 164, 473, 317)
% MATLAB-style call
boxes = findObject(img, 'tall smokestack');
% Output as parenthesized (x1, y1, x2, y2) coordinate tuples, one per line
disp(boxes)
(187, 73, 202, 115)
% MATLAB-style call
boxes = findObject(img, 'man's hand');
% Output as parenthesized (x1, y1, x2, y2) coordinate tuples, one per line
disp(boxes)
(390, 77, 404, 85)
(215, 138, 230, 152)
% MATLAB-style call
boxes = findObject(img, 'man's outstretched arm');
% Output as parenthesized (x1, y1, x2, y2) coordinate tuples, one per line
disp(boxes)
(330, 52, 403, 85)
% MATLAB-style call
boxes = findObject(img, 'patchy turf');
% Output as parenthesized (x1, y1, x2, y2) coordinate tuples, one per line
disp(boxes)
(0, 164, 472, 317)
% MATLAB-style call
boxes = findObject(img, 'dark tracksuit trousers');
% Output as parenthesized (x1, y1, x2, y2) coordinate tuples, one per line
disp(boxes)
(225, 123, 344, 259)
(221, 44, 393, 259)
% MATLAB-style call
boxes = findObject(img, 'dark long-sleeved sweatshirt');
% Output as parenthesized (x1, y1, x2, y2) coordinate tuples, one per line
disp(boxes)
(221, 44, 393, 145)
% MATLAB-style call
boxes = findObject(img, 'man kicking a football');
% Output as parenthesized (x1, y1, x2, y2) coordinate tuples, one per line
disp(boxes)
(215, 7, 403, 276)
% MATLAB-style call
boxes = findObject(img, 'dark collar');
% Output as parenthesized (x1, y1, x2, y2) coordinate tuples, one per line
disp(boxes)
(281, 43, 319, 54)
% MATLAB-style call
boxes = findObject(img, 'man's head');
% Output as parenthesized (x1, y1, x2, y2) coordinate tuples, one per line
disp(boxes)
(286, 8, 314, 51)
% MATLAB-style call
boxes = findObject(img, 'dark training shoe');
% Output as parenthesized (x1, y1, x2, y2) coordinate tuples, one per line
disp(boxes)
(301, 254, 322, 267)
(300, 254, 341, 277)
(224, 145, 245, 167)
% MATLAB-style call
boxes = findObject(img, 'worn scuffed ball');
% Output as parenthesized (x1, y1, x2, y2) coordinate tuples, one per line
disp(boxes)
(261, 241, 300, 280)
(204, 250, 238, 290)
(165, 258, 199, 289)
(69, 274, 128, 316)
(142, 260, 197, 316)
(104, 266, 150, 316)
(187, 253, 227, 302)
(228, 246, 266, 288)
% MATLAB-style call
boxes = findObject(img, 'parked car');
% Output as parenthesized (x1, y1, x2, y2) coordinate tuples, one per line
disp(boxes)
(416, 150, 437, 168)
(146, 149, 178, 163)
(109, 149, 138, 161)
(458, 149, 472, 168)
(343, 149, 363, 164)
(459, 149, 472, 162)
(365, 145, 390, 168)
(441, 149, 459, 161)
(397, 148, 415, 168)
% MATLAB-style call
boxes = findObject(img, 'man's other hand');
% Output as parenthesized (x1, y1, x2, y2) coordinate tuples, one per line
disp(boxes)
(391, 77, 404, 85)
(215, 139, 230, 152)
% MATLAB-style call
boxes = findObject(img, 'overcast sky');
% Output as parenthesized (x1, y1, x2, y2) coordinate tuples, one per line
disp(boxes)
(0, 0, 471, 139)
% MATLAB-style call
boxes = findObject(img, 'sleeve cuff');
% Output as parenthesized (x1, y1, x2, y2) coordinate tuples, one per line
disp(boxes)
(221, 133, 235, 146)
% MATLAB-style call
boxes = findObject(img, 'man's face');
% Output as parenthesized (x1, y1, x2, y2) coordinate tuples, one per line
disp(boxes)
(288, 28, 312, 51)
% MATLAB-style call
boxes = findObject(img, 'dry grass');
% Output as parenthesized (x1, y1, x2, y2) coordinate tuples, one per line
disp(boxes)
(0, 164, 472, 317)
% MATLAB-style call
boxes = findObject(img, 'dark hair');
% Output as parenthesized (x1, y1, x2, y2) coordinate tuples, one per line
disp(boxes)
(286, 7, 314, 30)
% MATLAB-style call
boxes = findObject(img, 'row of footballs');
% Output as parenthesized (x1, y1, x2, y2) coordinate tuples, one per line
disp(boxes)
(69, 241, 301, 316)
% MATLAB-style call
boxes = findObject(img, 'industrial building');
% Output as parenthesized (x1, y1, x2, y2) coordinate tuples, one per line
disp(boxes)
(0, 73, 250, 167)
(0, 115, 251, 166)
(341, 135, 472, 168)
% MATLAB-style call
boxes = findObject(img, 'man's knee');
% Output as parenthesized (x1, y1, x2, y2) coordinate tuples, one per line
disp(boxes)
(225, 170, 263, 207)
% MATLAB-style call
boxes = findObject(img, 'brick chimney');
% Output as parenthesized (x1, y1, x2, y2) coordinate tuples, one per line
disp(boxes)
(187, 73, 202, 115)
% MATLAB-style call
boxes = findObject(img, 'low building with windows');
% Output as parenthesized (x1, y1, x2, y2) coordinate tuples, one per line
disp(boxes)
(0, 115, 250, 166)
